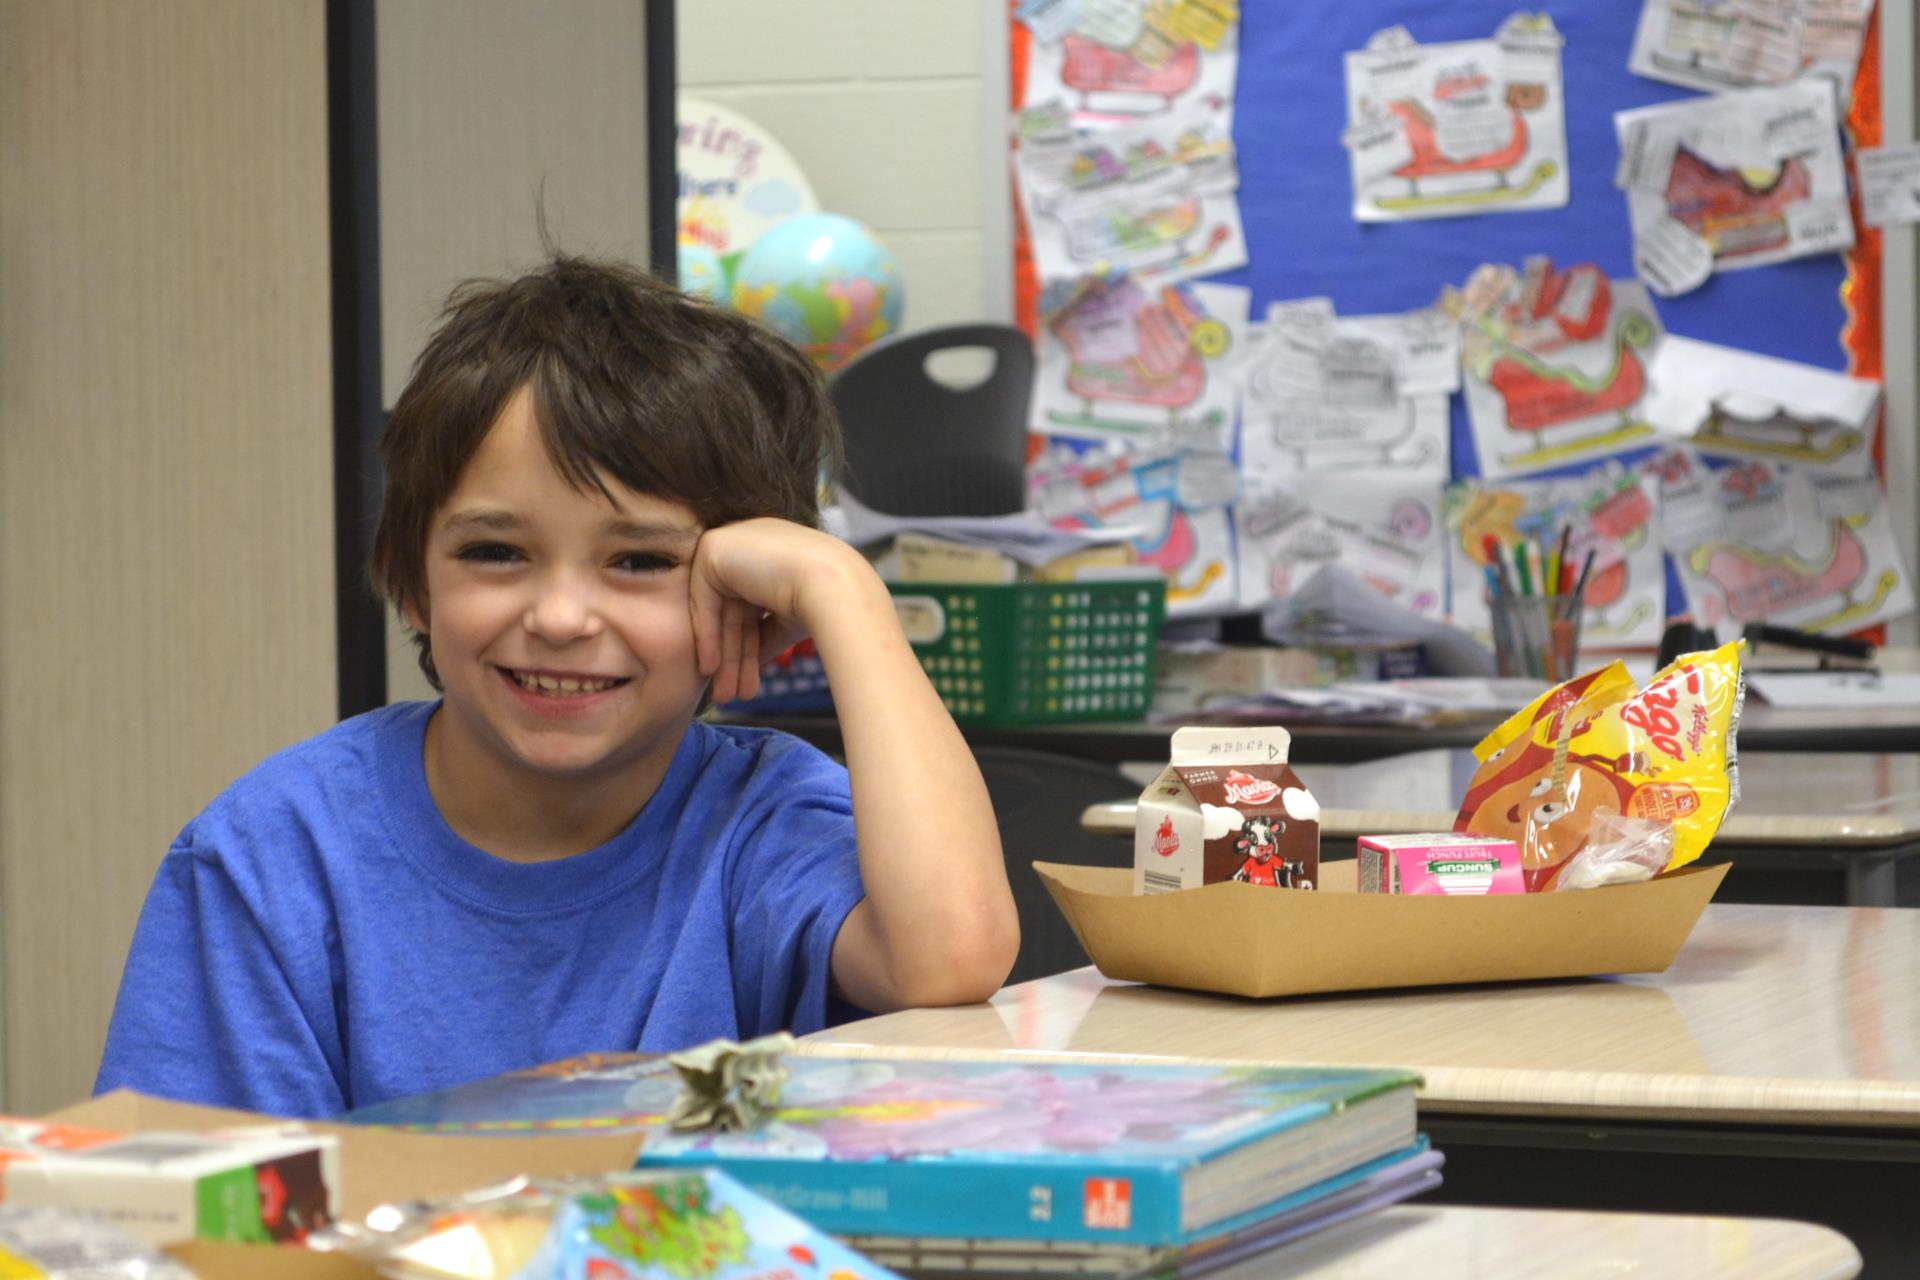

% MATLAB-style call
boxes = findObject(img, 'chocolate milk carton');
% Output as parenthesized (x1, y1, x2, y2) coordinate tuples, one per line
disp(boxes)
(1134, 727, 1320, 894)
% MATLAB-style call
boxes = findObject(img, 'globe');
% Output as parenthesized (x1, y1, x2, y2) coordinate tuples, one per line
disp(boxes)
(731, 213, 905, 372)
(676, 243, 729, 303)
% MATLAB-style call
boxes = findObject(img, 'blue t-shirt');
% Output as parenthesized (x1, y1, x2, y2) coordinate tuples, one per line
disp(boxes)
(95, 702, 867, 1117)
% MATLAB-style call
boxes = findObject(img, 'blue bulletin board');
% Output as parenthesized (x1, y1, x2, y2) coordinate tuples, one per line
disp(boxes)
(1207, 1, 1855, 488)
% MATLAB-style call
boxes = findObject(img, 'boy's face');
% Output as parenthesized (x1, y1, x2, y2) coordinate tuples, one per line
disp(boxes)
(410, 386, 709, 794)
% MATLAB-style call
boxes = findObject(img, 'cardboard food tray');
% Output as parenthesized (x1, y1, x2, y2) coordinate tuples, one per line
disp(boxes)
(1036, 858, 1729, 998)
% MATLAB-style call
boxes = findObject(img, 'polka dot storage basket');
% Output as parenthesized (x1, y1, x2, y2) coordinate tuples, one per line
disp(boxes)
(888, 579, 1166, 724)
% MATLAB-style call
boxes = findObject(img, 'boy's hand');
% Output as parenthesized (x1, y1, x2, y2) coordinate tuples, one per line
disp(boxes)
(688, 518, 877, 705)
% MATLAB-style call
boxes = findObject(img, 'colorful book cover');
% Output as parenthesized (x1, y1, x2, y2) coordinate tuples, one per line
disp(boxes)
(420, 1169, 904, 1280)
(349, 1054, 1421, 1247)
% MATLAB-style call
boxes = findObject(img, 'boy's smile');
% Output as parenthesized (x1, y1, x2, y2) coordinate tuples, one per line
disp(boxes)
(411, 386, 710, 855)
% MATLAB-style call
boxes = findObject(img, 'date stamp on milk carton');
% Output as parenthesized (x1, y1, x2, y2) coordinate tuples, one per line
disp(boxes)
(1357, 833, 1524, 896)
(1134, 727, 1319, 894)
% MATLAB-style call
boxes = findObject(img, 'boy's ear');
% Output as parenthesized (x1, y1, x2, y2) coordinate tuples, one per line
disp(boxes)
(401, 596, 428, 637)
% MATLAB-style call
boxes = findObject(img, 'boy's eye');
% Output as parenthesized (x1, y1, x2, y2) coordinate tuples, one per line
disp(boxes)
(454, 542, 522, 565)
(613, 551, 678, 574)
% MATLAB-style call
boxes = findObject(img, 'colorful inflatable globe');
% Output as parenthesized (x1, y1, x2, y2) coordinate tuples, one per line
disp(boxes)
(676, 243, 729, 303)
(731, 214, 904, 372)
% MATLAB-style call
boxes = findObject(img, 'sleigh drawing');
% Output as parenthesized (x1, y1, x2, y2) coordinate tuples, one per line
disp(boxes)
(1045, 280, 1231, 438)
(1060, 34, 1199, 111)
(1374, 90, 1558, 213)
(1696, 399, 1867, 467)
(1665, 145, 1810, 259)
(1647, 2, 1783, 89)
(1485, 312, 1657, 466)
(1053, 454, 1227, 605)
(1689, 520, 1899, 633)
(1043, 190, 1233, 278)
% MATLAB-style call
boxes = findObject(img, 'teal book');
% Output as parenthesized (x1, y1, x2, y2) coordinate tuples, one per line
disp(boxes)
(348, 1054, 1421, 1247)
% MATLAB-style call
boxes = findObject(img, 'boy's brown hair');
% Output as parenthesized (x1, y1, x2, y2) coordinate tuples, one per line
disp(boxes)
(371, 254, 842, 687)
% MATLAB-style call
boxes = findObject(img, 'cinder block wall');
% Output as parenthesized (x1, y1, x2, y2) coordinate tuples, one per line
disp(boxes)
(679, 0, 1010, 332)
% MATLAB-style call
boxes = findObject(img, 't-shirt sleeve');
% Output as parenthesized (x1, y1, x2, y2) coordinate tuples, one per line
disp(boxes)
(95, 835, 348, 1118)
(724, 748, 867, 1039)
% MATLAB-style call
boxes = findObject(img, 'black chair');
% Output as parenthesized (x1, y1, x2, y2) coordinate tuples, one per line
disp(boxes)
(830, 324, 1034, 517)
(973, 745, 1138, 987)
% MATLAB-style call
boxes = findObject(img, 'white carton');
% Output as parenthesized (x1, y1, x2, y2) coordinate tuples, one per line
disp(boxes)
(1133, 727, 1320, 894)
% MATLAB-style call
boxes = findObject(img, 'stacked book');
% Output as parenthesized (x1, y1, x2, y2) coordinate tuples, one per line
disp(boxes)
(348, 1052, 1438, 1278)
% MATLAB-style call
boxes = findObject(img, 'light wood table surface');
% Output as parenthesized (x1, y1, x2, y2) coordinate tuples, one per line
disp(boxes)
(1083, 749, 1920, 905)
(809, 902, 1920, 1128)
(1231, 1205, 1858, 1279)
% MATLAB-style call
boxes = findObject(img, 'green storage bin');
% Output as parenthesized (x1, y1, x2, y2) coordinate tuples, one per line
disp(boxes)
(888, 579, 1166, 725)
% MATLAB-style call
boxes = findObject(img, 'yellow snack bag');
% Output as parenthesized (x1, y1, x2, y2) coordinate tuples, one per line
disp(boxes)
(1453, 641, 1744, 890)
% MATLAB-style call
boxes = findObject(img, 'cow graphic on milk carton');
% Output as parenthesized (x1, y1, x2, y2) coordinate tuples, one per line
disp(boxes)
(1134, 727, 1320, 894)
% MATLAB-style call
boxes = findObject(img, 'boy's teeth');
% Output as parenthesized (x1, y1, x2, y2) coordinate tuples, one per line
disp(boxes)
(513, 671, 617, 695)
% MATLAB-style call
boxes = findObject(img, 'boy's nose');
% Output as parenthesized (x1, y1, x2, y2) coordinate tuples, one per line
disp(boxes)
(523, 578, 604, 643)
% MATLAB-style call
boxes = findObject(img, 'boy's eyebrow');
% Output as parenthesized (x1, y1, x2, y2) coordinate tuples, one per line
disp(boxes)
(441, 509, 522, 534)
(439, 510, 699, 544)
(605, 518, 702, 544)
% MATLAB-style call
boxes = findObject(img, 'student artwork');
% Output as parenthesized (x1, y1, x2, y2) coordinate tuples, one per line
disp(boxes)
(1237, 299, 1455, 482)
(1341, 14, 1569, 222)
(1017, 0, 1240, 124)
(1032, 277, 1248, 447)
(1030, 440, 1240, 615)
(1446, 467, 1667, 651)
(1237, 474, 1446, 616)
(1614, 80, 1852, 282)
(1650, 447, 1915, 636)
(1016, 103, 1248, 285)
(1642, 334, 1881, 477)
(1627, 0, 1877, 99)
(1446, 259, 1665, 478)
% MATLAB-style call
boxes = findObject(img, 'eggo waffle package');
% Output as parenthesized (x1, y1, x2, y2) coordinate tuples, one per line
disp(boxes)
(1453, 641, 1744, 891)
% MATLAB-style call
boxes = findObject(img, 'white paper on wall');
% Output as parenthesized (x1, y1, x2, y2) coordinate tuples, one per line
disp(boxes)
(1449, 261, 1666, 479)
(1627, 0, 1876, 100)
(1614, 80, 1852, 278)
(1236, 304, 1454, 483)
(1019, 0, 1240, 126)
(1237, 472, 1448, 617)
(1642, 334, 1880, 477)
(1647, 446, 1915, 636)
(1031, 278, 1250, 451)
(1015, 105, 1249, 287)
(1342, 13, 1569, 222)
(1030, 440, 1242, 615)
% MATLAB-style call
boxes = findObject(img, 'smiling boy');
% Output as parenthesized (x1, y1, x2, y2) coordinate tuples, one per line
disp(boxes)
(95, 256, 1019, 1116)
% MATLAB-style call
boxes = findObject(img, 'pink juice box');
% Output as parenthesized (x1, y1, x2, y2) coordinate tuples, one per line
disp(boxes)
(1356, 833, 1524, 896)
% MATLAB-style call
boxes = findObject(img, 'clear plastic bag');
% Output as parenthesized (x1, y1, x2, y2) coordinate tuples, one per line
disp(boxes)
(1551, 813, 1676, 891)
(0, 1206, 199, 1280)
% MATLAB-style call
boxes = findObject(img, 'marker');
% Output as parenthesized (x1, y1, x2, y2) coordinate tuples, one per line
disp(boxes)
(1551, 524, 1572, 595)
(1513, 538, 1534, 596)
(1480, 534, 1512, 596)
(1571, 547, 1597, 602)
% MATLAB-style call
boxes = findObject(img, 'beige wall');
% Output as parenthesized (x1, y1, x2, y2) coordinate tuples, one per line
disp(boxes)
(0, 1, 337, 1112)
(377, 0, 653, 703)
(679, 0, 1011, 335)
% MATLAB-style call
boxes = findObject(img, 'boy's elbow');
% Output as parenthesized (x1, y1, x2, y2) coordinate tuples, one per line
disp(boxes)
(897, 910, 1021, 1007)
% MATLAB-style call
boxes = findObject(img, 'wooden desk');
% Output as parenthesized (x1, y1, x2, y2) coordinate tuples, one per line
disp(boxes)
(808, 904, 1920, 1271)
(1082, 749, 1920, 906)
(1224, 1205, 1858, 1279)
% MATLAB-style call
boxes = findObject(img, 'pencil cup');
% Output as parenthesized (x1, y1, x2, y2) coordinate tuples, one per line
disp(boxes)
(1490, 594, 1583, 683)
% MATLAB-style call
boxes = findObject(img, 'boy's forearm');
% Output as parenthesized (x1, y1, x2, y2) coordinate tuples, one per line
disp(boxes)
(802, 555, 1019, 1009)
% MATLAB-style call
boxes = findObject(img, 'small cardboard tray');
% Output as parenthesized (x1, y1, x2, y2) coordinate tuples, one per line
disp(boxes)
(1035, 858, 1729, 998)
